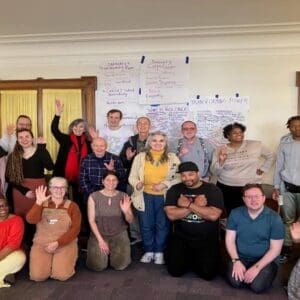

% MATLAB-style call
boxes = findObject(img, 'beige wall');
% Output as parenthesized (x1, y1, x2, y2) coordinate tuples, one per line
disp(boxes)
(1, 24, 300, 183)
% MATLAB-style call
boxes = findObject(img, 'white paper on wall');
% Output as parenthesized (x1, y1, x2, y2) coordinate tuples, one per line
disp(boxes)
(139, 57, 190, 104)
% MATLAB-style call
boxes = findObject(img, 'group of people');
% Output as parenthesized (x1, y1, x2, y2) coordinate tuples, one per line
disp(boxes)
(0, 103, 299, 298)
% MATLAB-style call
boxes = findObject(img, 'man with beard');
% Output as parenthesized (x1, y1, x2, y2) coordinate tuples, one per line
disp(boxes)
(164, 161, 224, 280)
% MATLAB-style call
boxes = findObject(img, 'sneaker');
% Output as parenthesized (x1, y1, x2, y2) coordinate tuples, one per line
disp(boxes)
(4, 274, 15, 285)
(130, 237, 142, 246)
(279, 253, 290, 264)
(154, 252, 165, 265)
(140, 252, 154, 263)
(279, 246, 292, 264)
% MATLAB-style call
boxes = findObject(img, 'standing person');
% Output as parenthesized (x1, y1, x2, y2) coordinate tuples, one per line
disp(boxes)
(210, 122, 275, 215)
(272, 115, 300, 261)
(86, 171, 133, 271)
(129, 131, 180, 264)
(175, 120, 214, 182)
(119, 116, 151, 244)
(80, 137, 127, 201)
(0, 115, 33, 212)
(288, 221, 300, 300)
(99, 109, 133, 155)
(225, 184, 284, 294)
(6, 129, 54, 218)
(0, 197, 26, 288)
(26, 178, 81, 282)
(5, 129, 54, 249)
(0, 115, 32, 153)
(164, 161, 224, 280)
(51, 100, 91, 209)
(120, 116, 151, 181)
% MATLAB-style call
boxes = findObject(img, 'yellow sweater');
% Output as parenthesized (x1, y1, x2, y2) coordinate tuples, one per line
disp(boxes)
(144, 150, 168, 195)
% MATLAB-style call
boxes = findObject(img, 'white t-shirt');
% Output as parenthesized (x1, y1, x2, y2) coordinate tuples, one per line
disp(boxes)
(100, 125, 134, 155)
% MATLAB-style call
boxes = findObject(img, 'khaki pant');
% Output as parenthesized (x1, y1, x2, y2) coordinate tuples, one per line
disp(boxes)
(0, 250, 26, 288)
(30, 242, 78, 281)
(86, 230, 131, 271)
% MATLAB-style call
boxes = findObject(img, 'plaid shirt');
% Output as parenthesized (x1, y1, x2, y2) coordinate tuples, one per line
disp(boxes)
(80, 152, 127, 196)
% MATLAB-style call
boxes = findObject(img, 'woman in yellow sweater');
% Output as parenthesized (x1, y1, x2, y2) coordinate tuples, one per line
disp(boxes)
(129, 131, 180, 264)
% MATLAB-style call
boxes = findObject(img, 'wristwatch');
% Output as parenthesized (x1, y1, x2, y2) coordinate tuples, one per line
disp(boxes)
(231, 258, 240, 263)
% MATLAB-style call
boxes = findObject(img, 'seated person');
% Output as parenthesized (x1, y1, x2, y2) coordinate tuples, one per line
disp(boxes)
(225, 183, 284, 294)
(0, 196, 26, 288)
(26, 177, 81, 281)
(288, 221, 300, 299)
(164, 161, 224, 280)
(86, 171, 133, 271)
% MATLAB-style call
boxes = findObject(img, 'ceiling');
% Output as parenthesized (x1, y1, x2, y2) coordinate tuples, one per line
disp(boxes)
(1, 0, 300, 36)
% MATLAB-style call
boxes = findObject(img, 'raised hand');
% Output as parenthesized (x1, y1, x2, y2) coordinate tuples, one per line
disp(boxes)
(88, 126, 99, 139)
(120, 194, 132, 213)
(35, 185, 50, 206)
(37, 136, 46, 144)
(6, 123, 16, 136)
(218, 147, 227, 165)
(55, 99, 64, 116)
(104, 158, 114, 171)
(126, 147, 136, 160)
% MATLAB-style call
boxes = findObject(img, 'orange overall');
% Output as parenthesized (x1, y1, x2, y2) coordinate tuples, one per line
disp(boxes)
(29, 200, 78, 281)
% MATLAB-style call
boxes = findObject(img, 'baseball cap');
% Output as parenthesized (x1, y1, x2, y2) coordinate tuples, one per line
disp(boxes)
(177, 161, 199, 173)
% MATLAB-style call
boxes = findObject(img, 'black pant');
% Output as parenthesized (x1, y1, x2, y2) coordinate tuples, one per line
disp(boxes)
(225, 259, 278, 294)
(216, 182, 244, 216)
(165, 233, 220, 280)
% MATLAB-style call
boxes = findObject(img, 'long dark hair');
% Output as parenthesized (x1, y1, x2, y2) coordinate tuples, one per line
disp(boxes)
(6, 129, 34, 184)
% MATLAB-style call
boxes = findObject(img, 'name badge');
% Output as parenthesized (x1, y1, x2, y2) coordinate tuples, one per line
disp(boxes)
(47, 219, 58, 225)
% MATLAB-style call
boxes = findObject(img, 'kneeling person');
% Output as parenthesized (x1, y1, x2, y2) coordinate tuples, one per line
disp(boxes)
(225, 184, 284, 293)
(0, 197, 26, 288)
(164, 161, 224, 280)
(86, 171, 133, 271)
(26, 177, 81, 282)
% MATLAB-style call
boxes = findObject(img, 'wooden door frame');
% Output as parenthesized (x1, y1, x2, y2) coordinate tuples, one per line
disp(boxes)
(0, 76, 97, 136)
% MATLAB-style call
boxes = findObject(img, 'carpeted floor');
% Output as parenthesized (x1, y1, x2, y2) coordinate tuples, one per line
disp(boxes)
(1, 242, 296, 300)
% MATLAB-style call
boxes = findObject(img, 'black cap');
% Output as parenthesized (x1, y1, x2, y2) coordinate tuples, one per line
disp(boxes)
(177, 161, 199, 173)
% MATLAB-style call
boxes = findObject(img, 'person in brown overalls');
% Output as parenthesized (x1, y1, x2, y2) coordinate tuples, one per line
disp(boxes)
(26, 177, 81, 281)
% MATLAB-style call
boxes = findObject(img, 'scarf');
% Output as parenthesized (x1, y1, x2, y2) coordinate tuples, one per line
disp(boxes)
(65, 133, 88, 182)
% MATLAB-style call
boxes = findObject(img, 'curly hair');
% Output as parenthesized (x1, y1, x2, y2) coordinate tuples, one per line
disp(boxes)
(223, 122, 246, 139)
(286, 115, 300, 128)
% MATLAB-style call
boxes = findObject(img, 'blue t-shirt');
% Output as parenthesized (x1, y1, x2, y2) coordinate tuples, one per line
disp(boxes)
(227, 206, 284, 263)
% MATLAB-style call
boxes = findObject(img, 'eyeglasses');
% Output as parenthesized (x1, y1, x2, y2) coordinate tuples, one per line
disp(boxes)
(0, 204, 8, 209)
(50, 186, 67, 191)
(243, 195, 264, 200)
(182, 127, 196, 131)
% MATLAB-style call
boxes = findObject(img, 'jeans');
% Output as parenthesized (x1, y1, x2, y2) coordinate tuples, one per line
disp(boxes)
(281, 191, 300, 246)
(225, 258, 278, 294)
(138, 193, 169, 252)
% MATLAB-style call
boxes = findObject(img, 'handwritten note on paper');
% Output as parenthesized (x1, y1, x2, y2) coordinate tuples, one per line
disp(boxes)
(189, 95, 249, 146)
(139, 58, 189, 104)
(98, 60, 139, 105)
(143, 103, 189, 138)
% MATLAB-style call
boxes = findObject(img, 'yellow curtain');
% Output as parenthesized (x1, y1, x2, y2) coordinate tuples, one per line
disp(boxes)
(42, 89, 82, 162)
(0, 90, 37, 137)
